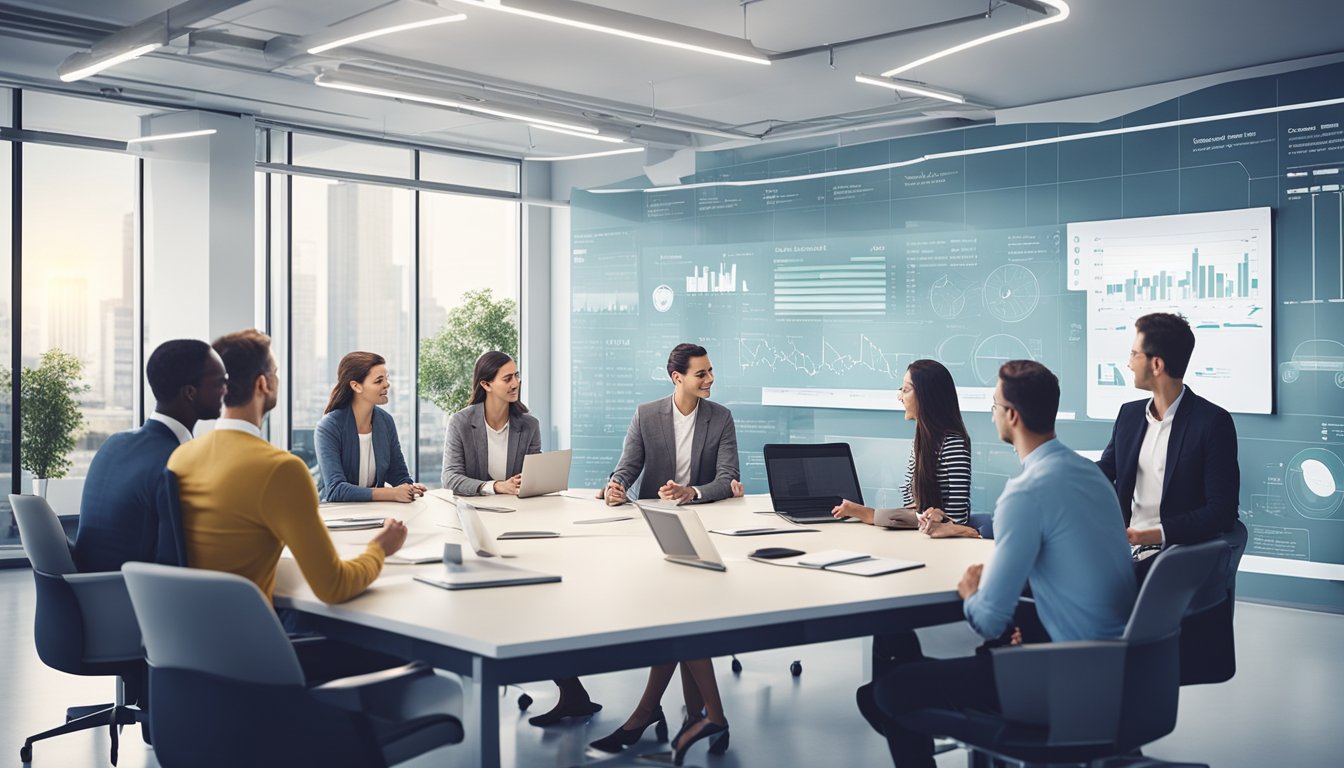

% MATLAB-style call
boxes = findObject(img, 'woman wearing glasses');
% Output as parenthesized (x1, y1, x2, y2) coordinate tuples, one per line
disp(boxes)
(831, 358, 980, 538)
(315, 351, 425, 503)
(441, 350, 602, 725)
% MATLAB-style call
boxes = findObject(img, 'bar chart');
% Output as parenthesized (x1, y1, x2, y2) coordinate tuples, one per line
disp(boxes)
(685, 262, 749, 294)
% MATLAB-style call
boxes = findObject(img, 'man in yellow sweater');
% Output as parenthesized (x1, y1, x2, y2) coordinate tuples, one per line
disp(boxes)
(169, 329, 407, 604)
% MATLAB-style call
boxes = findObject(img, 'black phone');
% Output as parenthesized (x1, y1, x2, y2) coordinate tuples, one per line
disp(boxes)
(750, 547, 805, 559)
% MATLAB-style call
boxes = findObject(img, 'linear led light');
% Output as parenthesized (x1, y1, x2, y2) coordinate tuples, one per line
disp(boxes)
(307, 13, 467, 54)
(126, 128, 218, 144)
(529, 147, 644, 161)
(591, 94, 1344, 193)
(879, 0, 1070, 78)
(59, 42, 162, 82)
(529, 123, 628, 144)
(443, 0, 771, 65)
(854, 75, 965, 104)
(314, 71, 599, 134)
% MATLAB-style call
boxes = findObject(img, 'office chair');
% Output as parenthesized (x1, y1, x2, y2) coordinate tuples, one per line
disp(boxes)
(898, 538, 1229, 767)
(11, 494, 145, 764)
(1179, 520, 1247, 686)
(121, 562, 465, 768)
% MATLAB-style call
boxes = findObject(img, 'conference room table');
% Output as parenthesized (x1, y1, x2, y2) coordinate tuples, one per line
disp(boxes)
(274, 491, 995, 767)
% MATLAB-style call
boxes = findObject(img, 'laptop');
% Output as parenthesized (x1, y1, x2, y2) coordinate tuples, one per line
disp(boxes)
(518, 449, 573, 498)
(412, 499, 561, 590)
(763, 443, 864, 524)
(635, 502, 726, 572)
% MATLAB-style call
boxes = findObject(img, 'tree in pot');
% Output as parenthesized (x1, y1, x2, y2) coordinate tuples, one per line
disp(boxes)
(2, 349, 88, 497)
(419, 289, 519, 413)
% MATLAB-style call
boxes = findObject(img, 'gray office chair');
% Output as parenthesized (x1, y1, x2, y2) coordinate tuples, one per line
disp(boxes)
(1179, 520, 1246, 686)
(11, 494, 145, 764)
(121, 562, 464, 768)
(899, 538, 1229, 767)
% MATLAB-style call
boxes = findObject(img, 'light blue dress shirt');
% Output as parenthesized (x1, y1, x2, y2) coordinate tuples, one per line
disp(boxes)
(964, 438, 1137, 642)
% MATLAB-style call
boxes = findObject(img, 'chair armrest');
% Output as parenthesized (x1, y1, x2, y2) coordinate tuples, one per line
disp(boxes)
(990, 641, 1126, 743)
(63, 572, 142, 663)
(310, 661, 433, 713)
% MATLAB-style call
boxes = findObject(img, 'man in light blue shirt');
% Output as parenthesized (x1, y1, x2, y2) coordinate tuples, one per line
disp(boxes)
(871, 361, 1136, 768)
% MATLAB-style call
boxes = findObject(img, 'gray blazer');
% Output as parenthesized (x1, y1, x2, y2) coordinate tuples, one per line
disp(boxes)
(440, 402, 541, 496)
(610, 396, 739, 502)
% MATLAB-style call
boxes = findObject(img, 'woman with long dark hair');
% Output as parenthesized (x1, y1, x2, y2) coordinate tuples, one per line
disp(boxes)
(314, 351, 424, 503)
(832, 359, 979, 538)
(441, 351, 602, 726)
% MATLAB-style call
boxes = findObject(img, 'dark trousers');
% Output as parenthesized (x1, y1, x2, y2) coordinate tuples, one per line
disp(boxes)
(278, 608, 411, 685)
(874, 648, 1000, 768)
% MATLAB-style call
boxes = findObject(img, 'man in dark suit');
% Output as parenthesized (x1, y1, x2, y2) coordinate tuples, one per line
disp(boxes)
(604, 343, 740, 505)
(1097, 312, 1240, 578)
(73, 339, 228, 572)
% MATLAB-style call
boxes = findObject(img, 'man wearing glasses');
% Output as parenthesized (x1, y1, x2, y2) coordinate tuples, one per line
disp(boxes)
(1096, 312, 1240, 580)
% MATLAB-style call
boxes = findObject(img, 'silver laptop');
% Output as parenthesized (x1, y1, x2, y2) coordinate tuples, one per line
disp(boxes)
(518, 449, 573, 498)
(635, 502, 726, 572)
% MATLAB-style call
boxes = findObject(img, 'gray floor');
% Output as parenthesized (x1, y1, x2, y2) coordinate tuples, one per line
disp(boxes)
(1, 567, 1338, 767)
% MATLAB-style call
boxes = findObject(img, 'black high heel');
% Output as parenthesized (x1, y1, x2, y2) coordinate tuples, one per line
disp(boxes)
(671, 720, 729, 765)
(527, 698, 601, 727)
(588, 707, 669, 754)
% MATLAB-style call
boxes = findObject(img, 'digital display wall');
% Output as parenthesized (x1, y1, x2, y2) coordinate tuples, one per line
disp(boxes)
(570, 61, 1344, 598)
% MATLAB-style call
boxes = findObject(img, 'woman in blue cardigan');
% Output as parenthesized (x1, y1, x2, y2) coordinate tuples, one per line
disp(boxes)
(315, 351, 426, 503)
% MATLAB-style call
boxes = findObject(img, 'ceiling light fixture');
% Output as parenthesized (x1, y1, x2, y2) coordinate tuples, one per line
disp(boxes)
(853, 75, 966, 104)
(307, 13, 468, 55)
(314, 70, 599, 134)
(877, 0, 1070, 79)
(529, 147, 644, 161)
(126, 128, 218, 144)
(60, 42, 162, 82)
(441, 0, 771, 65)
(528, 124, 628, 144)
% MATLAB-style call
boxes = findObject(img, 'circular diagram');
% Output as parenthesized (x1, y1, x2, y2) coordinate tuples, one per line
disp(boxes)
(983, 264, 1040, 323)
(972, 334, 1034, 384)
(1285, 448, 1344, 519)
(651, 284, 675, 313)
(929, 275, 967, 319)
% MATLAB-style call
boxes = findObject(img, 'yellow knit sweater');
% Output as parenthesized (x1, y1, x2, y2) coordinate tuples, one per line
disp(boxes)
(167, 428, 385, 603)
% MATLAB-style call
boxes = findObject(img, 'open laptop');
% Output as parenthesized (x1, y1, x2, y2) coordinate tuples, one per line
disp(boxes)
(635, 502, 726, 571)
(763, 443, 864, 524)
(518, 449, 573, 498)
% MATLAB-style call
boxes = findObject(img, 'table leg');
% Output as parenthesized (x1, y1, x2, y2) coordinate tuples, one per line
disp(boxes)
(464, 655, 502, 768)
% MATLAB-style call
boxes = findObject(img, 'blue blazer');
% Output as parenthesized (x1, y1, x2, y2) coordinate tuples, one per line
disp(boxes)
(315, 406, 415, 502)
(73, 419, 181, 572)
(1096, 387, 1240, 545)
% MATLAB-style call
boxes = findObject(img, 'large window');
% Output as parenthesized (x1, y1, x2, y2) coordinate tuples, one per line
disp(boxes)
(1, 134, 12, 546)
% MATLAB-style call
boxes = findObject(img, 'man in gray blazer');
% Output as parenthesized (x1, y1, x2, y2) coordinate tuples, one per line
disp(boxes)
(604, 343, 740, 505)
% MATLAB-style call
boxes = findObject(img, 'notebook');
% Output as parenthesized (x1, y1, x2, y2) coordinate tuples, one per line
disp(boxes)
(752, 548, 923, 577)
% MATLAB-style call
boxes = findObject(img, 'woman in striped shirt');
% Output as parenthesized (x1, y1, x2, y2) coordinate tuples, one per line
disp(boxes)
(832, 359, 980, 538)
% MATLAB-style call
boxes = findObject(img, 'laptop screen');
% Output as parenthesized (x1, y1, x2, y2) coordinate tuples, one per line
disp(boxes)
(764, 444, 863, 506)
(642, 508, 698, 558)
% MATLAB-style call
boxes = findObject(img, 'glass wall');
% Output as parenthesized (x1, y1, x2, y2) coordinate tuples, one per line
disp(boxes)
(1, 135, 12, 546)
(417, 193, 520, 485)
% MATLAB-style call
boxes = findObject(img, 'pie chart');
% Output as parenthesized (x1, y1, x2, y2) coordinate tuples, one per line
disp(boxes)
(1285, 448, 1344, 519)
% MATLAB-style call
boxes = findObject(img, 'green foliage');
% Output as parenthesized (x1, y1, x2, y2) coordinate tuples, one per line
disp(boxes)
(8, 350, 88, 479)
(419, 289, 519, 412)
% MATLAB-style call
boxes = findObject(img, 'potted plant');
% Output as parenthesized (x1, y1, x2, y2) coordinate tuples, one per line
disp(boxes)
(4, 349, 87, 497)
(419, 289, 520, 412)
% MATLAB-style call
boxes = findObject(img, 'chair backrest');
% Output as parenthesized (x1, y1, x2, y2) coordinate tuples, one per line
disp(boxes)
(1124, 539, 1228, 643)
(11, 494, 77, 576)
(1186, 519, 1247, 615)
(158, 469, 189, 566)
(122, 562, 305, 685)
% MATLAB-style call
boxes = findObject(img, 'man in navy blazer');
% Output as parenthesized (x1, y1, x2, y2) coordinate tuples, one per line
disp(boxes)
(73, 340, 228, 573)
(1097, 313, 1240, 571)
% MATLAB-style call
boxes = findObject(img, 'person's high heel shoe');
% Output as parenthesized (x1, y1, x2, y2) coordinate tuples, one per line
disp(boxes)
(588, 707, 669, 754)
(671, 719, 729, 766)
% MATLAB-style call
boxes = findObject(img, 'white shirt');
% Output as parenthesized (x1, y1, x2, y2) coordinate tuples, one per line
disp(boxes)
(357, 432, 375, 488)
(480, 420, 510, 495)
(672, 402, 697, 487)
(148, 412, 193, 445)
(214, 418, 262, 439)
(1130, 386, 1187, 546)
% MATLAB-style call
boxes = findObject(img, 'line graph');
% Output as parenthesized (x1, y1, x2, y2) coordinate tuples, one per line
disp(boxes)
(739, 333, 904, 380)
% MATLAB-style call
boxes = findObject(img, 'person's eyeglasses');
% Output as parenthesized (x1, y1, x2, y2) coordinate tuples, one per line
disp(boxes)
(1129, 348, 1149, 360)
(991, 399, 1012, 413)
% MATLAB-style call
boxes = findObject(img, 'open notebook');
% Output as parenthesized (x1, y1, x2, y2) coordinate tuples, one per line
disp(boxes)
(751, 548, 923, 577)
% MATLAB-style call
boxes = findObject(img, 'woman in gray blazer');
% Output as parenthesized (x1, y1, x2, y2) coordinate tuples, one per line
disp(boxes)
(443, 351, 601, 724)
(315, 352, 425, 503)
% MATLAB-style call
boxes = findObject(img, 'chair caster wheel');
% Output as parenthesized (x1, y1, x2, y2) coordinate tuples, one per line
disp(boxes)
(20, 744, 32, 762)
(517, 693, 533, 711)
(790, 661, 802, 677)
(731, 657, 742, 674)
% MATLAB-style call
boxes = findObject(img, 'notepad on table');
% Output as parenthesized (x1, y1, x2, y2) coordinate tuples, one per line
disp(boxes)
(788, 549, 923, 576)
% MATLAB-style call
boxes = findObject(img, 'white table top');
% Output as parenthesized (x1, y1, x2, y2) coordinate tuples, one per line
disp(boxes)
(274, 492, 994, 659)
